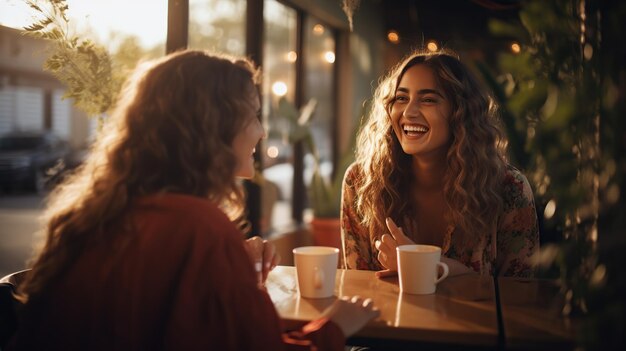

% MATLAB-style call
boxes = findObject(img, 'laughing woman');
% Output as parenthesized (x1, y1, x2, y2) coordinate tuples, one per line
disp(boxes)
(341, 49, 539, 278)
(11, 50, 378, 351)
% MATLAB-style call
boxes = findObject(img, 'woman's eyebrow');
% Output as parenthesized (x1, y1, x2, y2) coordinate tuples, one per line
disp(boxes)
(396, 87, 444, 97)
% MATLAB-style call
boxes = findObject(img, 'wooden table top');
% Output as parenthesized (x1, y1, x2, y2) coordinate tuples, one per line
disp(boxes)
(266, 266, 576, 349)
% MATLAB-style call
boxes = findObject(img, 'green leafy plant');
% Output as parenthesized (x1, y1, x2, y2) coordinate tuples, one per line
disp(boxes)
(482, 0, 625, 349)
(276, 97, 356, 218)
(21, 0, 122, 124)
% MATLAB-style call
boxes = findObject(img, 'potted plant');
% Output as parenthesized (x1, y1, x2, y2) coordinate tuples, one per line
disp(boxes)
(276, 98, 356, 249)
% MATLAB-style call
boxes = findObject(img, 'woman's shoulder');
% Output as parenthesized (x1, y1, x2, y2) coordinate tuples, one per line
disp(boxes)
(343, 162, 362, 186)
(132, 193, 243, 256)
(501, 165, 535, 209)
(137, 192, 222, 212)
(135, 193, 234, 232)
(503, 165, 532, 187)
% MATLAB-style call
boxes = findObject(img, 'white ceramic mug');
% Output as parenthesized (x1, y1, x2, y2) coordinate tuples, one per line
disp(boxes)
(293, 246, 339, 298)
(397, 244, 449, 295)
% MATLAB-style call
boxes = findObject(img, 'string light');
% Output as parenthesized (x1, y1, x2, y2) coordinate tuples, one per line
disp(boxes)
(312, 24, 324, 35)
(324, 51, 335, 63)
(387, 30, 399, 44)
(426, 40, 438, 52)
(271, 81, 287, 96)
(267, 146, 279, 158)
(511, 42, 521, 54)
(286, 51, 297, 63)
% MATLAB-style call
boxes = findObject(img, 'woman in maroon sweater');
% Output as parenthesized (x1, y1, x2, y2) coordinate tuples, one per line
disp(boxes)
(12, 50, 378, 350)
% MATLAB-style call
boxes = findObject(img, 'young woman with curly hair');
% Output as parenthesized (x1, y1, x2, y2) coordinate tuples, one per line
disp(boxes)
(341, 49, 539, 278)
(11, 50, 378, 350)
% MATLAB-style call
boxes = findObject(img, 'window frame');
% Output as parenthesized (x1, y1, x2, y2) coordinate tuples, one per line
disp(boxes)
(166, 0, 342, 235)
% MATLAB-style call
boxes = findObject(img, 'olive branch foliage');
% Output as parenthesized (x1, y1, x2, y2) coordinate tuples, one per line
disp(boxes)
(21, 0, 122, 122)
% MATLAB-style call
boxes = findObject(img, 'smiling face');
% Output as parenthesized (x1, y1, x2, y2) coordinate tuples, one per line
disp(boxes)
(390, 64, 452, 161)
(232, 86, 265, 179)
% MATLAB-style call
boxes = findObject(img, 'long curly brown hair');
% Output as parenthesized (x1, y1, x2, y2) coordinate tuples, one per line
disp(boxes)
(354, 49, 508, 246)
(18, 50, 260, 301)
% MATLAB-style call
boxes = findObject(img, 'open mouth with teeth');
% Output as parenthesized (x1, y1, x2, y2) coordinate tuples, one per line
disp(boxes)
(403, 124, 429, 137)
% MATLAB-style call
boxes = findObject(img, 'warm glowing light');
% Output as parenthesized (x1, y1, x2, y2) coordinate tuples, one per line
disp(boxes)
(0, 0, 168, 48)
(312, 24, 324, 35)
(607, 184, 620, 204)
(324, 51, 335, 63)
(271, 81, 288, 97)
(584, 43, 593, 60)
(426, 41, 438, 52)
(286, 51, 297, 62)
(387, 30, 400, 44)
(544, 199, 556, 219)
(590, 227, 598, 242)
(511, 42, 521, 54)
(266, 146, 279, 158)
(590, 264, 606, 286)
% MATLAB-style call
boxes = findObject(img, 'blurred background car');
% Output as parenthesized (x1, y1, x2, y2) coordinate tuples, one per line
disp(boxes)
(0, 131, 74, 193)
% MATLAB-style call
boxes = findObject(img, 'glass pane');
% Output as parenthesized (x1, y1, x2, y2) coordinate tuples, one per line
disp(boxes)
(261, 0, 297, 233)
(0, 0, 166, 142)
(0, 1, 167, 57)
(303, 17, 335, 208)
(188, 0, 246, 55)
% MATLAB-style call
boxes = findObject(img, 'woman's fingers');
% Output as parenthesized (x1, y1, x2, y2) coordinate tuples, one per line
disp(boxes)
(376, 233, 398, 270)
(270, 251, 281, 270)
(377, 234, 397, 256)
(375, 269, 398, 278)
(245, 236, 280, 284)
(380, 233, 397, 248)
(261, 240, 274, 281)
(326, 296, 380, 337)
(350, 295, 362, 303)
(362, 298, 375, 308)
(376, 219, 414, 272)
(385, 217, 402, 237)
(377, 249, 388, 268)
(385, 217, 415, 246)
(349, 296, 376, 310)
(244, 237, 264, 282)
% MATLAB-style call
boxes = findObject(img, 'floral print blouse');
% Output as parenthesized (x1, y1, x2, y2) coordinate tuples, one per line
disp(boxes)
(340, 163, 540, 277)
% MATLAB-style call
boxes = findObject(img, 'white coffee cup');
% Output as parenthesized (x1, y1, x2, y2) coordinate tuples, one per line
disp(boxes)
(293, 246, 339, 298)
(397, 244, 449, 295)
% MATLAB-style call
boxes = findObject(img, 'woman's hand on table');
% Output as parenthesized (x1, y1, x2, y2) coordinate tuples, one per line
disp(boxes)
(374, 218, 475, 278)
(322, 295, 380, 337)
(244, 236, 280, 284)
(375, 217, 415, 278)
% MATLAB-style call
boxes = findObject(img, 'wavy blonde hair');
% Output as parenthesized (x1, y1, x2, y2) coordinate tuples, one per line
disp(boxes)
(19, 50, 260, 300)
(354, 49, 507, 245)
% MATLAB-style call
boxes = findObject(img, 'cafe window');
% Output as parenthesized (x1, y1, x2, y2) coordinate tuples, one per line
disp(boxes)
(42, 0, 169, 66)
(302, 17, 336, 186)
(68, 0, 168, 134)
(188, 0, 246, 55)
(261, 0, 298, 231)
(0, 0, 168, 137)
(261, 1, 338, 234)
(0, 0, 169, 63)
(0, 0, 340, 236)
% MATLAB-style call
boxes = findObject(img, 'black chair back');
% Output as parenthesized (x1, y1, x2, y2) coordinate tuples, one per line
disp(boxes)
(0, 270, 29, 350)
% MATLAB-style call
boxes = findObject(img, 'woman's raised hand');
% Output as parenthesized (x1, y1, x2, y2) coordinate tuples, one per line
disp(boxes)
(244, 236, 281, 284)
(375, 217, 415, 278)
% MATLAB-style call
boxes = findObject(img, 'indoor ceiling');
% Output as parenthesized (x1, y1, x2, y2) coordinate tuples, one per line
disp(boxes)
(381, 0, 522, 64)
